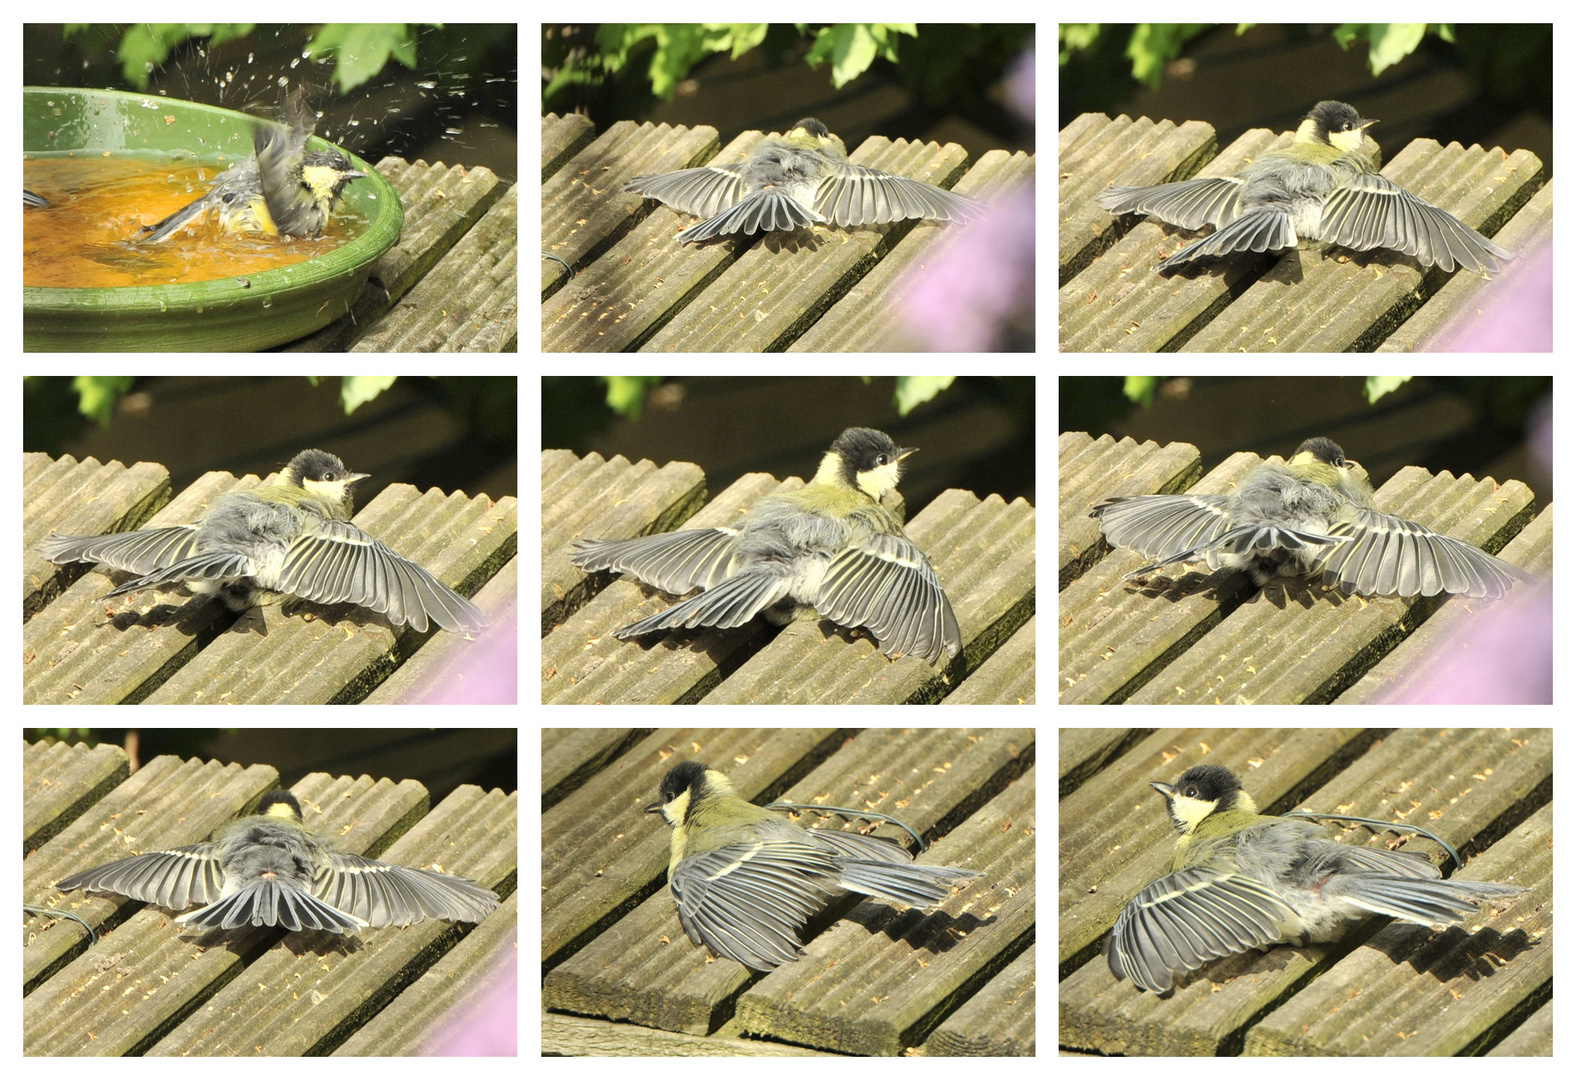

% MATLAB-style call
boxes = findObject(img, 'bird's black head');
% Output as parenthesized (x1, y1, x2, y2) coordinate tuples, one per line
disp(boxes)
(300, 150, 367, 199)
(1306, 100, 1366, 138)
(1151, 764, 1249, 834)
(1167, 765, 1243, 804)
(283, 449, 355, 485)
(281, 449, 367, 518)
(1302, 101, 1374, 155)
(255, 790, 304, 822)
(1292, 436, 1350, 468)
(827, 427, 913, 499)
(646, 761, 730, 826)
(654, 761, 710, 808)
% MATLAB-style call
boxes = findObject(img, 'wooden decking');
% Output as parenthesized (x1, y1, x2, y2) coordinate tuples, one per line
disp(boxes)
(542, 114, 1034, 352)
(24, 452, 516, 704)
(1059, 725, 1549, 1055)
(1058, 432, 1548, 704)
(1059, 110, 1546, 352)
(541, 727, 1034, 1055)
(544, 445, 1037, 704)
(355, 157, 516, 352)
(25, 751, 516, 1056)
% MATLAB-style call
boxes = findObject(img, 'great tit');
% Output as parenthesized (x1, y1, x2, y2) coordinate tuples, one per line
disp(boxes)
(1089, 436, 1533, 599)
(1097, 100, 1515, 274)
(139, 86, 365, 244)
(54, 790, 500, 934)
(645, 761, 983, 971)
(625, 117, 984, 245)
(569, 427, 961, 665)
(37, 448, 487, 634)
(1105, 764, 1531, 994)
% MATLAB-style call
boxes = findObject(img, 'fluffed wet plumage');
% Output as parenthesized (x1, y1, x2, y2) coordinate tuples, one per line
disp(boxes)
(625, 118, 985, 245)
(37, 448, 487, 633)
(1089, 436, 1532, 599)
(54, 790, 500, 934)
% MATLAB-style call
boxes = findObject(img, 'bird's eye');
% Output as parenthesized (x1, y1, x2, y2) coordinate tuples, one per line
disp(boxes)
(877, 454, 890, 465)
(1185, 785, 1200, 797)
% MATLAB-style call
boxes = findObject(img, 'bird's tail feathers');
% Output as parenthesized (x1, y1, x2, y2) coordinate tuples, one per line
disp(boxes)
(614, 570, 789, 638)
(176, 879, 366, 934)
(1128, 524, 1348, 578)
(1331, 876, 1529, 928)
(139, 199, 212, 243)
(99, 552, 254, 599)
(836, 859, 983, 908)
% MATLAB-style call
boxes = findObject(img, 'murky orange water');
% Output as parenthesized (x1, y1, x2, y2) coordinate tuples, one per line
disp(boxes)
(23, 155, 366, 289)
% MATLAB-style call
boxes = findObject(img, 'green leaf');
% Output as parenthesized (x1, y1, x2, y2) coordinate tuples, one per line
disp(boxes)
(71, 376, 137, 426)
(340, 376, 398, 413)
(307, 24, 426, 93)
(1364, 376, 1411, 403)
(893, 376, 954, 413)
(1122, 376, 1158, 407)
